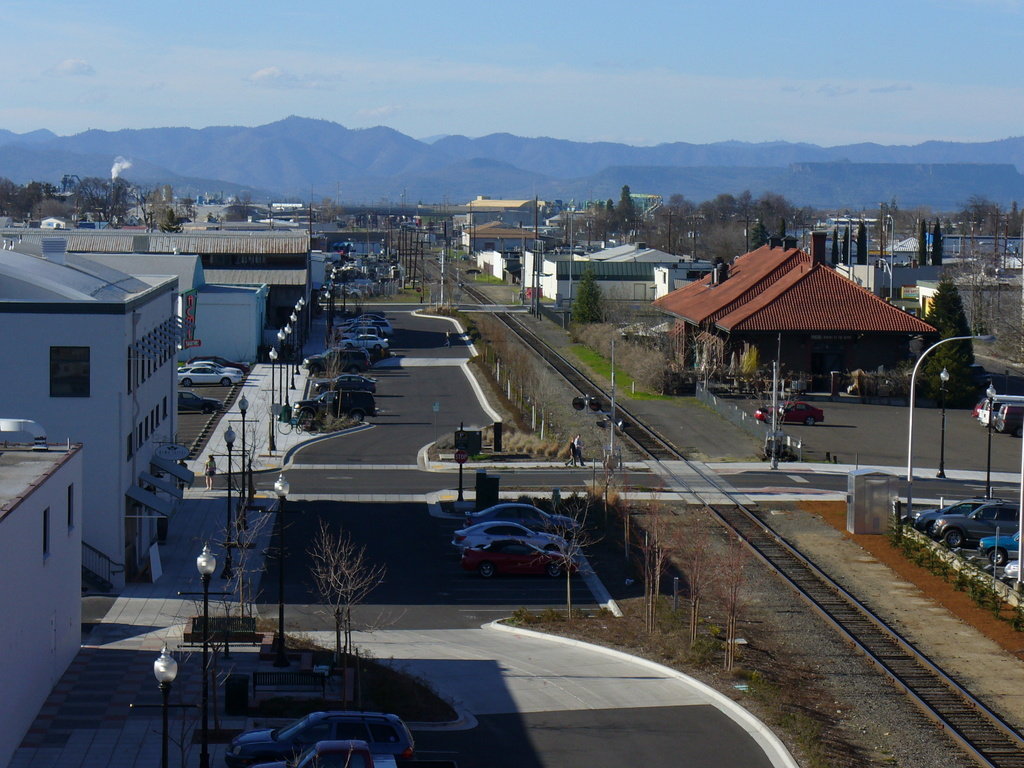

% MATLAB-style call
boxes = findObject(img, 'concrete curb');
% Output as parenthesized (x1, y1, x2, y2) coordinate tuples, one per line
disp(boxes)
(487, 621, 799, 768)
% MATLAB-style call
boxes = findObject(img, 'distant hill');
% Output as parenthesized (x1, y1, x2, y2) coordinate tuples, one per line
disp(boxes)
(1, 117, 1023, 208)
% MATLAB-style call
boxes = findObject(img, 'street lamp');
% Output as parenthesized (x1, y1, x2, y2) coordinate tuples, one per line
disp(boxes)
(196, 544, 216, 768)
(986, 382, 997, 498)
(239, 395, 250, 522)
(906, 334, 994, 519)
(288, 316, 298, 385)
(221, 426, 236, 579)
(277, 329, 288, 407)
(153, 646, 178, 768)
(936, 368, 949, 478)
(273, 474, 291, 668)
(268, 348, 278, 453)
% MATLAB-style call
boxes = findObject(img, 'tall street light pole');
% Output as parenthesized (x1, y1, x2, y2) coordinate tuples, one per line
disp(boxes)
(221, 426, 235, 579)
(986, 382, 997, 498)
(936, 368, 949, 478)
(196, 545, 216, 768)
(153, 646, 177, 768)
(906, 334, 994, 519)
(268, 347, 278, 452)
(239, 395, 250, 521)
(277, 328, 288, 407)
(273, 474, 291, 667)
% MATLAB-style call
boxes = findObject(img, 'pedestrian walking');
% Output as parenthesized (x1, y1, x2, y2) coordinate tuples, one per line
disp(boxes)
(564, 436, 576, 466)
(445, 331, 451, 347)
(573, 434, 584, 466)
(204, 454, 216, 490)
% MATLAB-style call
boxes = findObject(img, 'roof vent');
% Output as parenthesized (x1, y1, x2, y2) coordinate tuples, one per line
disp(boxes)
(0, 419, 48, 450)
(41, 237, 67, 265)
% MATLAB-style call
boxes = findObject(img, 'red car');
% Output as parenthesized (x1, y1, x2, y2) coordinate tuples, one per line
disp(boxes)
(461, 540, 575, 578)
(754, 400, 824, 426)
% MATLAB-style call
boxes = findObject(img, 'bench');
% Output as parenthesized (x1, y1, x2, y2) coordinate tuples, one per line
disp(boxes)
(182, 616, 261, 646)
(252, 670, 327, 697)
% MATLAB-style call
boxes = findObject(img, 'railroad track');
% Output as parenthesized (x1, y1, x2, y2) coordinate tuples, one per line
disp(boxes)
(450, 274, 1024, 766)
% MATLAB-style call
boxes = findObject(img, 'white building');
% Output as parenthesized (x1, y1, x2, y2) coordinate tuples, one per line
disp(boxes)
(0, 440, 83, 768)
(0, 238, 190, 587)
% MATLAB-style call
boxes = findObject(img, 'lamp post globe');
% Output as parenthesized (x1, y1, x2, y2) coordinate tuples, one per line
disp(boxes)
(937, 367, 949, 479)
(273, 474, 291, 667)
(986, 382, 997, 498)
(277, 329, 289, 406)
(153, 646, 177, 768)
(268, 347, 279, 452)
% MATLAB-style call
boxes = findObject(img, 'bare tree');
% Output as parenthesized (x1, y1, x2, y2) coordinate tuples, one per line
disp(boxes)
(674, 510, 717, 647)
(634, 502, 675, 633)
(714, 533, 750, 671)
(308, 520, 387, 664)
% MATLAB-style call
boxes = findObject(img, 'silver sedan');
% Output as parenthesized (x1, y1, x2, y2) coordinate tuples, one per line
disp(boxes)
(451, 520, 567, 553)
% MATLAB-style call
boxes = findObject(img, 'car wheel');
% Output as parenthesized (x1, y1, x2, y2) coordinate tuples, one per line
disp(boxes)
(373, 344, 382, 351)
(478, 561, 496, 578)
(1015, 427, 1023, 438)
(348, 409, 366, 421)
(991, 547, 1009, 567)
(220, 377, 232, 386)
(804, 416, 816, 426)
(943, 529, 965, 548)
(203, 405, 216, 414)
(297, 409, 316, 429)
(180, 377, 193, 387)
(546, 562, 563, 578)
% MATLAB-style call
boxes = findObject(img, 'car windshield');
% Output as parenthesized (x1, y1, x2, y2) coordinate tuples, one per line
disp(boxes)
(274, 714, 314, 741)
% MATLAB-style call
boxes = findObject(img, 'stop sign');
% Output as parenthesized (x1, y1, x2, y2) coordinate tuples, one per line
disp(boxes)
(454, 449, 468, 464)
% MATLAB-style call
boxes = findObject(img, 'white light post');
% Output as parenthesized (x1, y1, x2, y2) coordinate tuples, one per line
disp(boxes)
(273, 474, 291, 668)
(196, 544, 216, 768)
(153, 646, 177, 768)
(906, 335, 994, 519)
(936, 368, 949, 478)
(985, 382, 997, 498)
(268, 347, 278, 452)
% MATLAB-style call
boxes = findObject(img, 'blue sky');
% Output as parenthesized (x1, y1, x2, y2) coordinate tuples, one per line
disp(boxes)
(5, 0, 1022, 146)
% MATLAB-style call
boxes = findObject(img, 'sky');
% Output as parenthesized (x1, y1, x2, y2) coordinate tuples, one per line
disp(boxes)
(4, 0, 1023, 147)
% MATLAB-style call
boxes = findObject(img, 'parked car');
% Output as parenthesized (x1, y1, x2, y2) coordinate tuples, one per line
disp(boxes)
(978, 530, 1021, 567)
(224, 711, 414, 768)
(312, 373, 377, 395)
(303, 348, 372, 375)
(339, 317, 393, 335)
(460, 539, 575, 578)
(177, 390, 221, 414)
(294, 389, 377, 423)
(186, 355, 251, 374)
(994, 404, 1024, 437)
(250, 739, 375, 768)
(177, 364, 242, 387)
(341, 333, 390, 352)
(754, 400, 824, 426)
(909, 498, 999, 535)
(931, 500, 1020, 548)
(977, 396, 1024, 426)
(451, 520, 567, 553)
(1005, 560, 1020, 580)
(464, 502, 579, 532)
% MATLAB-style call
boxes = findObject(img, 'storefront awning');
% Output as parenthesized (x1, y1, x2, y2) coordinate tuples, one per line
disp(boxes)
(126, 485, 173, 517)
(140, 471, 183, 500)
(152, 456, 195, 485)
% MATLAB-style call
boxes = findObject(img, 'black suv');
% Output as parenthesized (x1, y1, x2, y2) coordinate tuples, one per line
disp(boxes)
(303, 347, 371, 375)
(224, 710, 414, 767)
(931, 500, 1019, 548)
(295, 389, 377, 422)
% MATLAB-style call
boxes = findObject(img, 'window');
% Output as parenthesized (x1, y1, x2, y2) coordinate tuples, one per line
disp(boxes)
(43, 507, 50, 556)
(127, 347, 133, 393)
(67, 484, 74, 530)
(50, 346, 90, 397)
(127, 432, 134, 460)
(162, 396, 167, 420)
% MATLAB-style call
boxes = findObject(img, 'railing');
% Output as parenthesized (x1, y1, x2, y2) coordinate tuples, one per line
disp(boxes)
(82, 542, 123, 592)
(695, 382, 802, 459)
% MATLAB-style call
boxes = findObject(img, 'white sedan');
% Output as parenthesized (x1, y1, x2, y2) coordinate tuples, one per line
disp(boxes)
(341, 333, 389, 352)
(451, 521, 567, 553)
(177, 364, 243, 387)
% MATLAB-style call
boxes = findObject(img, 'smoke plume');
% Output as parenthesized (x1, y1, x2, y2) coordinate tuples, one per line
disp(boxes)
(111, 156, 132, 180)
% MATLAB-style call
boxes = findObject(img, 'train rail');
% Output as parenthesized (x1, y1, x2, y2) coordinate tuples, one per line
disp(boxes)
(449, 276, 1024, 766)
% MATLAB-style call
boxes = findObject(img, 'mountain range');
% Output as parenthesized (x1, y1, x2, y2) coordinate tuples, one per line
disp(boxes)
(1, 116, 1023, 210)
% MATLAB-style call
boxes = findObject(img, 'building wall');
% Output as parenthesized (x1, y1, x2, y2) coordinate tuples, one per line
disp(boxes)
(0, 447, 83, 768)
(0, 288, 178, 585)
(189, 287, 268, 363)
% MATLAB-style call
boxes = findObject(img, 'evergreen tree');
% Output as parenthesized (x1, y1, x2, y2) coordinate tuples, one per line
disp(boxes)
(831, 227, 839, 265)
(842, 226, 850, 264)
(618, 185, 636, 234)
(918, 219, 928, 266)
(750, 220, 769, 249)
(572, 268, 604, 324)
(158, 207, 181, 233)
(920, 278, 975, 405)
(932, 219, 943, 266)
(856, 221, 867, 265)
(778, 217, 787, 238)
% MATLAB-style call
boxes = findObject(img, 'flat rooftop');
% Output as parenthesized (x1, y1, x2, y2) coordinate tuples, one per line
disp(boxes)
(0, 445, 79, 516)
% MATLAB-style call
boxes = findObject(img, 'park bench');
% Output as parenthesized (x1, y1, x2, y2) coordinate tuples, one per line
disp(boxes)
(252, 669, 327, 697)
(182, 616, 261, 646)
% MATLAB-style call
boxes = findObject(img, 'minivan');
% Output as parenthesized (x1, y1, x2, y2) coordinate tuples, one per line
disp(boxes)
(977, 395, 1024, 427)
(994, 404, 1024, 437)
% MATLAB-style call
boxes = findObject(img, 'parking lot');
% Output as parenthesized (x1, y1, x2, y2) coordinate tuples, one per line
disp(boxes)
(175, 381, 240, 456)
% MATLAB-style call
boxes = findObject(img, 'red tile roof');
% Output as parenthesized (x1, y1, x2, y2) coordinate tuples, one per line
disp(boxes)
(653, 245, 936, 334)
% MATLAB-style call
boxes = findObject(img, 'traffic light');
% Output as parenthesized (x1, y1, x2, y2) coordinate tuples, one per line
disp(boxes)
(572, 395, 605, 412)
(588, 397, 604, 412)
(571, 397, 588, 411)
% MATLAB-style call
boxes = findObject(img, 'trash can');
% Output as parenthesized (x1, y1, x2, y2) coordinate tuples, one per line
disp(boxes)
(830, 371, 841, 397)
(225, 673, 249, 716)
(475, 471, 499, 510)
(492, 421, 503, 453)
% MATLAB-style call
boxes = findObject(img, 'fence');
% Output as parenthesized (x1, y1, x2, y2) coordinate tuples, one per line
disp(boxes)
(695, 382, 802, 460)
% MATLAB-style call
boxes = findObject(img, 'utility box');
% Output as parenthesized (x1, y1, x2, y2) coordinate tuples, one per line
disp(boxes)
(475, 470, 499, 510)
(454, 429, 482, 455)
(847, 469, 897, 534)
(492, 421, 503, 453)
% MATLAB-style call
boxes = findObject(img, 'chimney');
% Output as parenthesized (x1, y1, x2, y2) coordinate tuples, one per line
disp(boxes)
(783, 235, 798, 250)
(41, 237, 67, 265)
(768, 236, 783, 249)
(810, 231, 827, 264)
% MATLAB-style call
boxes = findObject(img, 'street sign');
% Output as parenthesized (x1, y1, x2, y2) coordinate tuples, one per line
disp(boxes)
(432, 401, 441, 413)
(454, 449, 468, 464)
